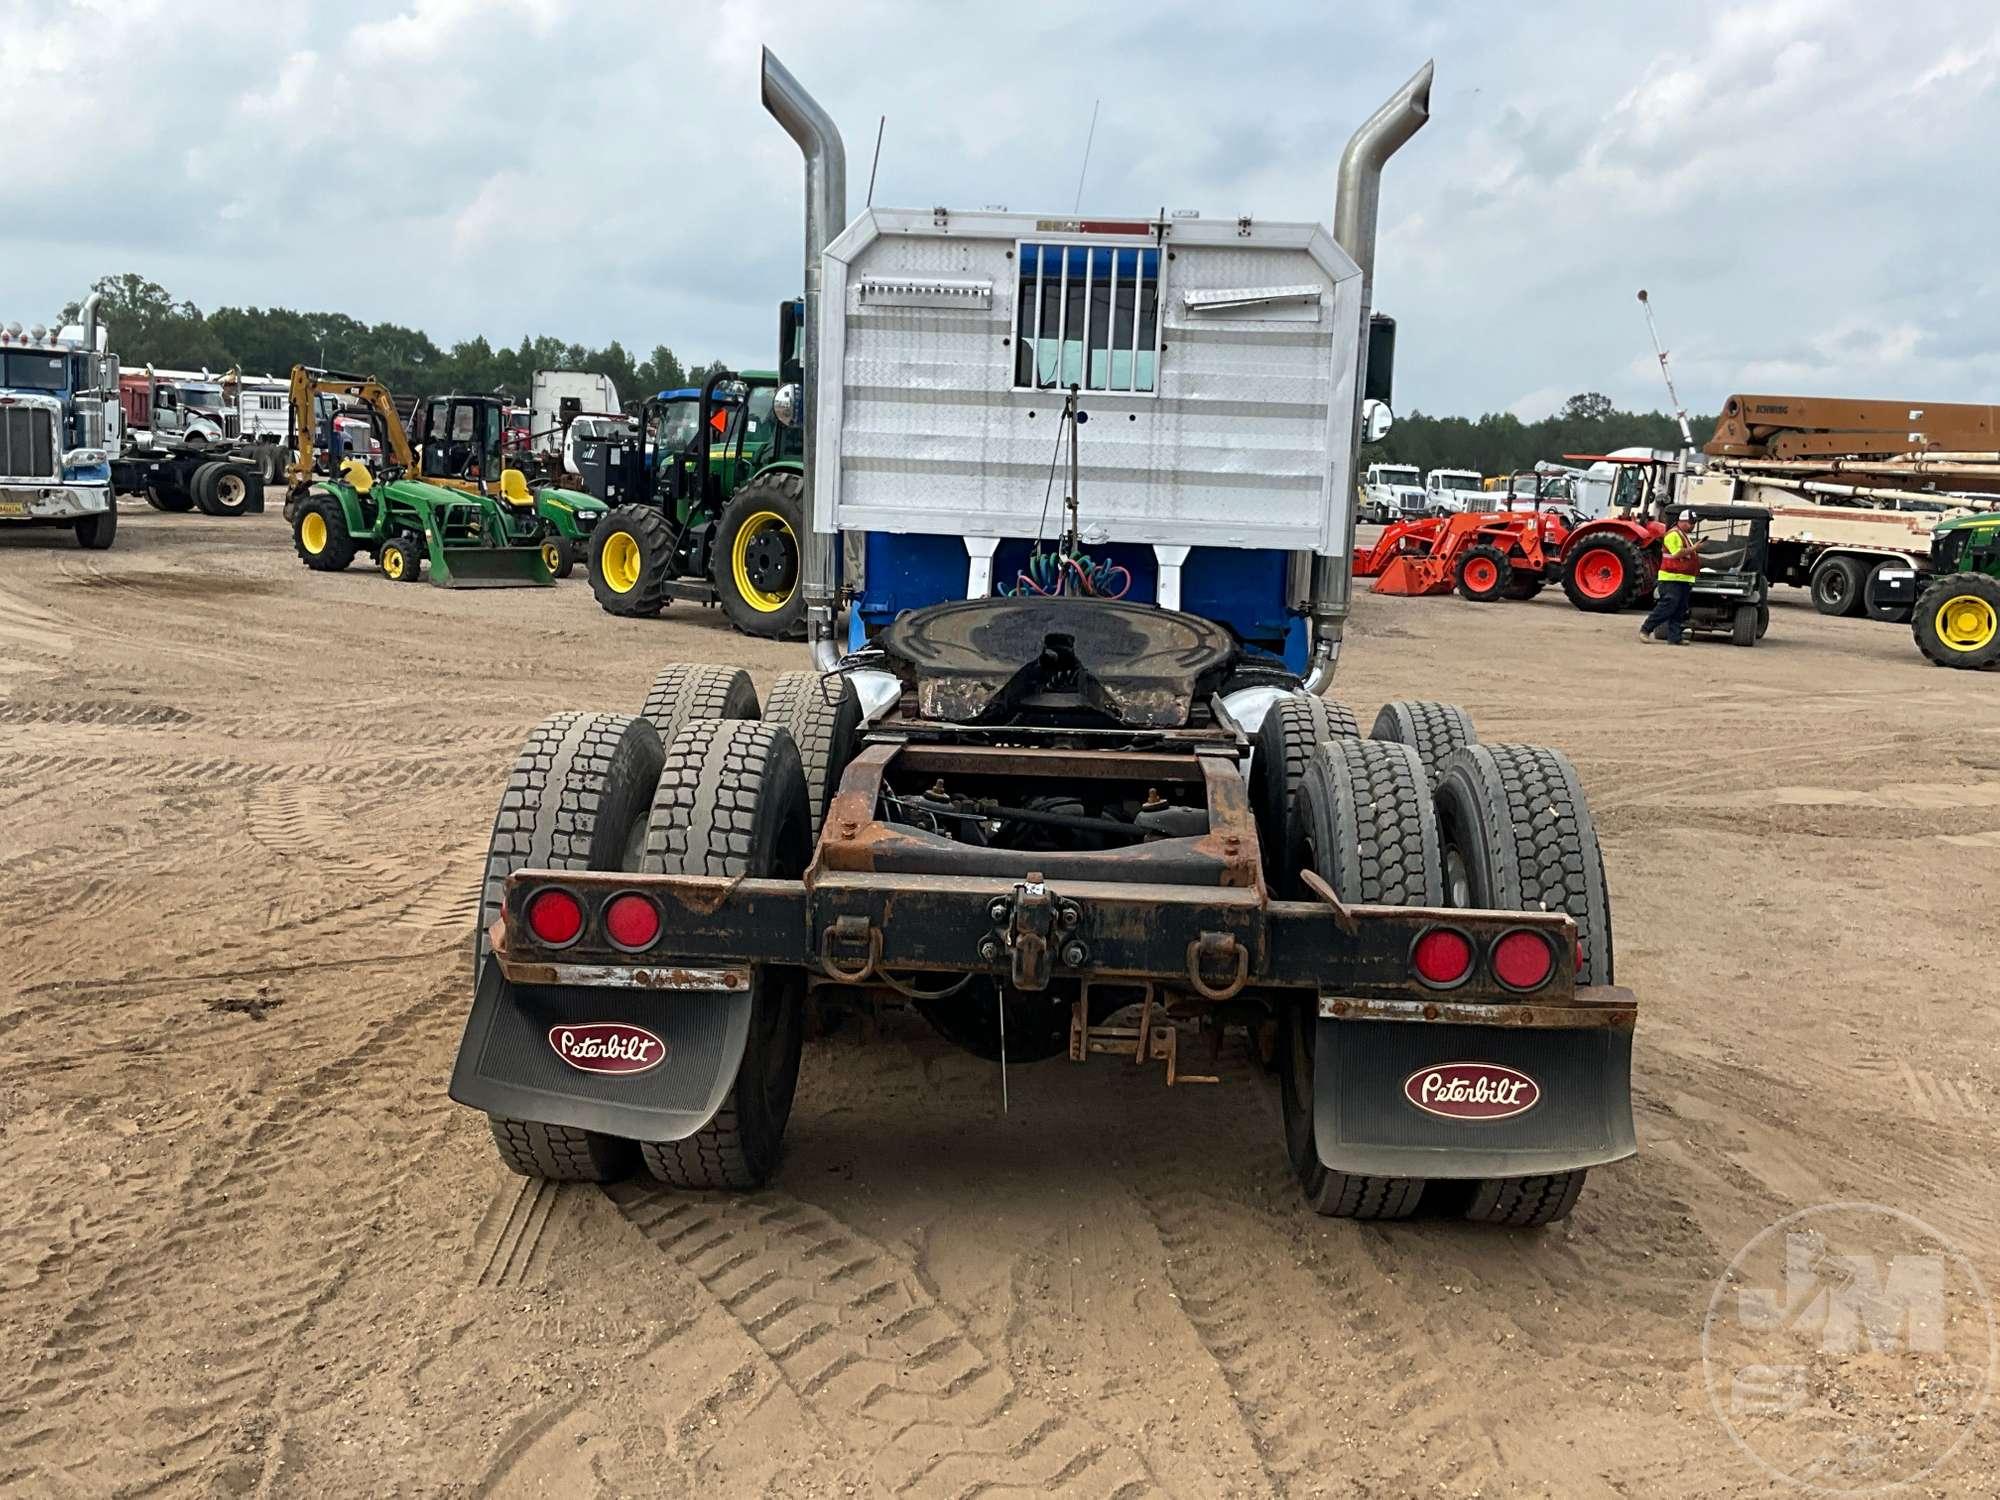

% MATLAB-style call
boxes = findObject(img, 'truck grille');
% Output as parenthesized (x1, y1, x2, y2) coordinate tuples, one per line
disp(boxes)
(0, 406, 57, 480)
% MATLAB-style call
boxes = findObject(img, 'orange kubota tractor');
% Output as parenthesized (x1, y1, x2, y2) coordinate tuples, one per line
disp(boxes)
(1354, 474, 1577, 601)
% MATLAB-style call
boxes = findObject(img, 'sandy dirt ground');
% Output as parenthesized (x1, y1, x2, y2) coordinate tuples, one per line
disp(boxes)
(1, 504, 1997, 1498)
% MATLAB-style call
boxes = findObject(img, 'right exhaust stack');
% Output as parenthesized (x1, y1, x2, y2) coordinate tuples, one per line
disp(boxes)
(1308, 60, 1433, 691)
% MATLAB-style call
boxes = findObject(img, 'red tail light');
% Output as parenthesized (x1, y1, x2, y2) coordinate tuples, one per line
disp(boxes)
(525, 888, 583, 946)
(1412, 928, 1474, 987)
(604, 893, 662, 950)
(1492, 930, 1556, 991)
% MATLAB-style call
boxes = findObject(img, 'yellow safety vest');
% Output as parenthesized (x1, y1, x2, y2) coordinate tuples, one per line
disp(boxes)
(1658, 528, 1697, 583)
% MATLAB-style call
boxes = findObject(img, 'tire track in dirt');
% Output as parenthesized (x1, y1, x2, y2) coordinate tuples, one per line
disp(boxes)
(0, 699, 193, 728)
(1119, 1051, 1512, 1497)
(0, 973, 463, 1496)
(469, 1178, 564, 1288)
(246, 782, 485, 934)
(0, 580, 74, 689)
(608, 1186, 1159, 1499)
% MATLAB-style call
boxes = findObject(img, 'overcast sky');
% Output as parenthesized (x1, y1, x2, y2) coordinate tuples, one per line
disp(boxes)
(7, 0, 1999, 418)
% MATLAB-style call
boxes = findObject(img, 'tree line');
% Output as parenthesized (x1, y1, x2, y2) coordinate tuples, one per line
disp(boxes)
(1364, 392, 1717, 477)
(61, 273, 726, 406)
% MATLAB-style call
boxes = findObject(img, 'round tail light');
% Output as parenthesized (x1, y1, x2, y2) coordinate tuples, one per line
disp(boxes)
(525, 888, 584, 947)
(1412, 927, 1474, 987)
(1492, 930, 1556, 991)
(604, 893, 662, 950)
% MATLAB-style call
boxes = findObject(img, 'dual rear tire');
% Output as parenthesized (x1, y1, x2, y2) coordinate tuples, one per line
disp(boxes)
(1271, 701, 1610, 1228)
(482, 665, 820, 1190)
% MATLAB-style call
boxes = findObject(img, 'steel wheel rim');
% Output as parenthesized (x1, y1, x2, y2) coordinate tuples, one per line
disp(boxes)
(1576, 548, 1622, 598)
(542, 541, 561, 573)
(601, 531, 641, 593)
(384, 547, 405, 579)
(731, 511, 797, 612)
(1466, 559, 1497, 592)
(300, 512, 327, 554)
(1937, 595, 1998, 651)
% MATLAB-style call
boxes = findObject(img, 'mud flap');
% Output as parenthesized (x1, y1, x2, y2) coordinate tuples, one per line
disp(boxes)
(1313, 1018, 1636, 1181)
(449, 963, 751, 1143)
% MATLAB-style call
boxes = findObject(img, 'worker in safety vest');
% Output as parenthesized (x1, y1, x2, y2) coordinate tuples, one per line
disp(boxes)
(1640, 510, 1701, 645)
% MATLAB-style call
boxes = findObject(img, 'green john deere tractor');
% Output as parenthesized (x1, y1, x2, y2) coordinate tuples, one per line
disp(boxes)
(282, 370, 604, 588)
(576, 305, 807, 636)
(1911, 512, 2000, 669)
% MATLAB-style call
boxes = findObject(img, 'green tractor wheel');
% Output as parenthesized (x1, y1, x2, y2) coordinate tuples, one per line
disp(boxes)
(590, 506, 674, 617)
(542, 536, 577, 580)
(378, 532, 425, 584)
(1913, 573, 2000, 669)
(294, 494, 357, 572)
(714, 470, 807, 639)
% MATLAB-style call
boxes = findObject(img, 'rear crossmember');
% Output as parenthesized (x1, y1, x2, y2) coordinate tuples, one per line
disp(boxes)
(491, 866, 1636, 1033)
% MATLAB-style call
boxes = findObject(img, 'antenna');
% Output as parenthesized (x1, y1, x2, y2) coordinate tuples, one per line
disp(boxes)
(1636, 288, 1694, 450)
(1073, 99, 1101, 212)
(866, 115, 886, 208)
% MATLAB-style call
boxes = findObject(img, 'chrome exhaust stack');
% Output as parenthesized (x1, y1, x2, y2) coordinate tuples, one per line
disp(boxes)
(761, 48, 849, 672)
(1306, 60, 1433, 692)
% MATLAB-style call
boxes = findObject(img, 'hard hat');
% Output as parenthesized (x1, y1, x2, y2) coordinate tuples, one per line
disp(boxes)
(1678, 509, 1696, 523)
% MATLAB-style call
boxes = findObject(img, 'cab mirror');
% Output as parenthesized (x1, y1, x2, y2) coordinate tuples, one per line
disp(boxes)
(1362, 399, 1394, 443)
(773, 383, 801, 428)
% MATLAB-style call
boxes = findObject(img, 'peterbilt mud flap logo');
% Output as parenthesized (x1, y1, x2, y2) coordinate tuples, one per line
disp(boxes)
(549, 1023, 667, 1075)
(1403, 1062, 1540, 1121)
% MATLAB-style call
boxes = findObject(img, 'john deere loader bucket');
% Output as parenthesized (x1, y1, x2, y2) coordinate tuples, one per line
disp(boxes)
(426, 475, 555, 587)
(427, 543, 554, 588)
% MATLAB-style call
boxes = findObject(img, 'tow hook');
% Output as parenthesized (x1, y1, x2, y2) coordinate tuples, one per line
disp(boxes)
(982, 874, 1082, 991)
(1185, 931, 1249, 1001)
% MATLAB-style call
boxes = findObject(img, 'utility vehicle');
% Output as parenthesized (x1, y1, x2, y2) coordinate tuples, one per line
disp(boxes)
(449, 52, 1636, 1229)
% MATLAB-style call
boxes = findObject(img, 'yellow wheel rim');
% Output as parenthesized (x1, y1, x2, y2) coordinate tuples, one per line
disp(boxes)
(1936, 594, 1998, 652)
(384, 546, 405, 580)
(300, 512, 327, 554)
(729, 510, 798, 613)
(542, 541, 562, 573)
(601, 529, 642, 594)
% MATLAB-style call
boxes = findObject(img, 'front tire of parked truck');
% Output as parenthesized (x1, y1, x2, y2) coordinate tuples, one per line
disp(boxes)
(713, 470, 807, 640)
(1810, 555, 1867, 618)
(74, 499, 117, 551)
(477, 711, 668, 1183)
(638, 720, 811, 1189)
(1277, 737, 1445, 1220)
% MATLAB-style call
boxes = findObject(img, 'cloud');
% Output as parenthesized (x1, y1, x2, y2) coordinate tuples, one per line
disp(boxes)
(7, 0, 2000, 418)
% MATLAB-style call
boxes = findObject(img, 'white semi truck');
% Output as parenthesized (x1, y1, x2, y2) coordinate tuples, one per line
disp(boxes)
(1360, 461, 1424, 523)
(0, 295, 119, 549)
